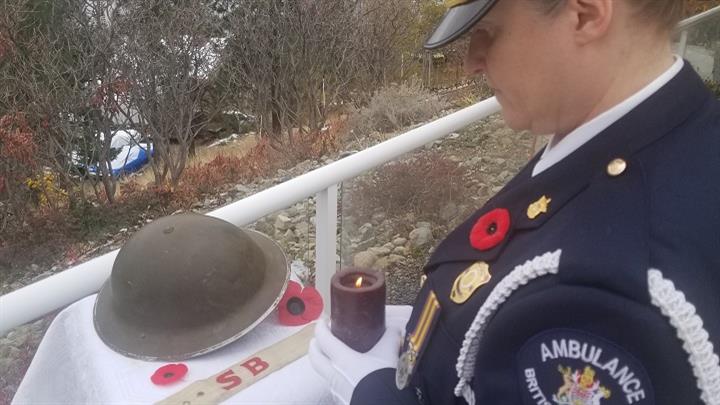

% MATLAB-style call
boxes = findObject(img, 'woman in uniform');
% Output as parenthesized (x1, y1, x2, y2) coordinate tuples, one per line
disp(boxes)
(311, 1, 720, 404)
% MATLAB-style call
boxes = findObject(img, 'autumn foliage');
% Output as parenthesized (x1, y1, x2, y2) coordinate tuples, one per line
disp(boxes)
(685, 0, 720, 16)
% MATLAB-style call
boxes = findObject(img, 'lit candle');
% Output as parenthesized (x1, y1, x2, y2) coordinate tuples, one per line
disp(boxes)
(330, 268, 386, 353)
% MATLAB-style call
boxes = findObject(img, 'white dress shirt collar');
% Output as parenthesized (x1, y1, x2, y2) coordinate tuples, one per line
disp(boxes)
(532, 57, 685, 177)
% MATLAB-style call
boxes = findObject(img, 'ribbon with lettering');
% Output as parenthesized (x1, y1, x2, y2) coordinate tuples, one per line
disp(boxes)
(156, 325, 315, 405)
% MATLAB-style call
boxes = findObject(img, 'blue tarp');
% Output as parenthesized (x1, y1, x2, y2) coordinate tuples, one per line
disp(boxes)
(87, 130, 153, 177)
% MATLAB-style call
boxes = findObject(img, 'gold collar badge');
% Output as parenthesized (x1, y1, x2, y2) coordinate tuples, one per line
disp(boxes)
(450, 261, 491, 304)
(527, 195, 552, 220)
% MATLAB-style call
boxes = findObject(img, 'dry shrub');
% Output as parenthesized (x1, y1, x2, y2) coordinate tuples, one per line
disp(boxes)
(706, 80, 720, 98)
(0, 113, 40, 233)
(349, 82, 450, 138)
(275, 114, 348, 164)
(345, 151, 467, 224)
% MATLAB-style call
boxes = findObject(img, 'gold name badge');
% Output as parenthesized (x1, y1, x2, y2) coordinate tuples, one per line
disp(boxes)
(450, 262, 491, 304)
(527, 195, 552, 220)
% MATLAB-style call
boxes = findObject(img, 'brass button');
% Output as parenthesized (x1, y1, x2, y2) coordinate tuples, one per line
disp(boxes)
(607, 158, 627, 177)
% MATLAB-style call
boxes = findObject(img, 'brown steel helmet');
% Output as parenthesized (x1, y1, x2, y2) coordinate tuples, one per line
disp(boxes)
(93, 213, 289, 361)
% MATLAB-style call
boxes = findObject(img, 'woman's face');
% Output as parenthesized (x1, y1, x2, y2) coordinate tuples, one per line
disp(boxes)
(464, 0, 576, 135)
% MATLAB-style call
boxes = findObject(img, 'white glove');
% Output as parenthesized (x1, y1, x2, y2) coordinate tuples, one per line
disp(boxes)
(309, 305, 412, 405)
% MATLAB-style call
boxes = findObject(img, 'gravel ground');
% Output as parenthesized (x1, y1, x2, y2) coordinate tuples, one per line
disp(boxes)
(0, 113, 534, 401)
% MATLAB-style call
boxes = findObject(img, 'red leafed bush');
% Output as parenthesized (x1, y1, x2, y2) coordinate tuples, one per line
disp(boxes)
(0, 114, 37, 166)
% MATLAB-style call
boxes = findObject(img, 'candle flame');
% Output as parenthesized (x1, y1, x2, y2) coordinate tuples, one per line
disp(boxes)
(355, 276, 363, 288)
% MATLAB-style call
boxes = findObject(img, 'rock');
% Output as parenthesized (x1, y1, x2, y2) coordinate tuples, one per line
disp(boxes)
(294, 222, 310, 236)
(416, 222, 432, 230)
(285, 206, 298, 217)
(409, 227, 433, 248)
(371, 212, 386, 223)
(254, 221, 274, 236)
(383, 242, 395, 250)
(439, 202, 459, 221)
(393, 246, 408, 256)
(358, 223, 374, 239)
(234, 184, 251, 194)
(356, 237, 376, 251)
(283, 229, 297, 242)
(368, 247, 391, 257)
(353, 251, 378, 268)
(392, 237, 408, 246)
(274, 215, 292, 231)
(374, 257, 391, 270)
(388, 254, 405, 264)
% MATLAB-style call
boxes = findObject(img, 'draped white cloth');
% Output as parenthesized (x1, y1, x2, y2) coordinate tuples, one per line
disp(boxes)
(13, 294, 333, 404)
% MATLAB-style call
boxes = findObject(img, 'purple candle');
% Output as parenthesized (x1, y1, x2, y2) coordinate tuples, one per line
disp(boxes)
(330, 268, 386, 353)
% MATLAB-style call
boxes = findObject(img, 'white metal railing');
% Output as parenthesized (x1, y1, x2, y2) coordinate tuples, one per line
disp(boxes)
(0, 98, 501, 335)
(676, 5, 720, 58)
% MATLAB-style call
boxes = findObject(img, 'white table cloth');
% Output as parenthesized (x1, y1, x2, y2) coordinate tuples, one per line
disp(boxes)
(13, 294, 334, 404)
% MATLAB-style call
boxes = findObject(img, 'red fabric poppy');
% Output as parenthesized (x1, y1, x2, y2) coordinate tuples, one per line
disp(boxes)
(469, 208, 511, 251)
(278, 280, 323, 326)
(150, 363, 188, 386)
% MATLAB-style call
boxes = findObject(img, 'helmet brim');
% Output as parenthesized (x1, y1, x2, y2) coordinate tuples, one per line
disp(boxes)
(424, 0, 499, 50)
(93, 228, 290, 361)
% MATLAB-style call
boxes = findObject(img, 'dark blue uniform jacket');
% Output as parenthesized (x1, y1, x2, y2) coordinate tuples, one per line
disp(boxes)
(352, 63, 720, 405)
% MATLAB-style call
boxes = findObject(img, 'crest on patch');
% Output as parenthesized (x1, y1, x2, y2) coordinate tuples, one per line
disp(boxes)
(517, 329, 653, 405)
(553, 365, 611, 405)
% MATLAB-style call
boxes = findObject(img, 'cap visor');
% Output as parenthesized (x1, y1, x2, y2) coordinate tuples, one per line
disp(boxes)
(424, 0, 496, 50)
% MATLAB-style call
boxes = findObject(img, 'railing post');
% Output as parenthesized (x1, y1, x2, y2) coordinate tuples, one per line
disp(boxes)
(679, 30, 689, 58)
(315, 184, 338, 315)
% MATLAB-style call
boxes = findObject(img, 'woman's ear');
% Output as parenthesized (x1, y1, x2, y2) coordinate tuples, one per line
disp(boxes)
(565, 0, 614, 45)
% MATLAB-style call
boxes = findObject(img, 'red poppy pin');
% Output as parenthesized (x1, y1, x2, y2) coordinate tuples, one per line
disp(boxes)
(469, 208, 511, 251)
(151, 363, 188, 386)
(278, 280, 323, 326)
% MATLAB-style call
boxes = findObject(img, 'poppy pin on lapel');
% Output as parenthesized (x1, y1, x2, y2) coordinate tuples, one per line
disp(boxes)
(469, 208, 511, 251)
(450, 261, 491, 304)
(527, 195, 552, 220)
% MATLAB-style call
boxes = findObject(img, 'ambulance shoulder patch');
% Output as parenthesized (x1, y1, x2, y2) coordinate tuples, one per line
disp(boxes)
(517, 329, 653, 405)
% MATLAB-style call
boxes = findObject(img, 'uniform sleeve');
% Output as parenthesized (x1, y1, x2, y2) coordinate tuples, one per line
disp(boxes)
(458, 279, 717, 404)
(351, 368, 421, 405)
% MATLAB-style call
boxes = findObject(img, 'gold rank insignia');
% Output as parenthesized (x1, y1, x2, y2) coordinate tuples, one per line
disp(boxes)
(527, 195, 552, 220)
(450, 261, 491, 304)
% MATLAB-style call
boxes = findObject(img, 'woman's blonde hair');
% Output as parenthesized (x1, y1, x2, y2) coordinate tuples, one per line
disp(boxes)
(538, 0, 684, 32)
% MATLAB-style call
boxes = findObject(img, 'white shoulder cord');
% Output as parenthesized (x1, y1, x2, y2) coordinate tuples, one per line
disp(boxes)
(648, 269, 720, 405)
(453, 249, 562, 405)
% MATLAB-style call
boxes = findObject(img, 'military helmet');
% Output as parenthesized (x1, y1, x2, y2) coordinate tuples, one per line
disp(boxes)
(425, 0, 500, 50)
(93, 213, 289, 361)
